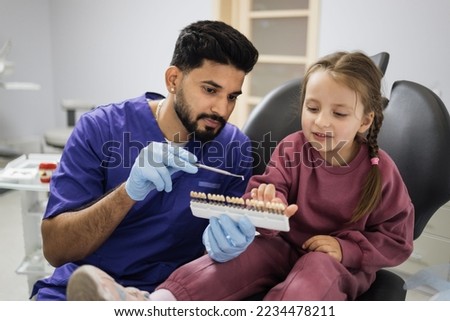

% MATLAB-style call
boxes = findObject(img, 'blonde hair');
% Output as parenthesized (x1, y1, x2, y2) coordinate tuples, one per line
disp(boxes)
(300, 51, 386, 222)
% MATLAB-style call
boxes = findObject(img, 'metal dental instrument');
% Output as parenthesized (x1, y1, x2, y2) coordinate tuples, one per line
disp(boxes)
(195, 163, 244, 180)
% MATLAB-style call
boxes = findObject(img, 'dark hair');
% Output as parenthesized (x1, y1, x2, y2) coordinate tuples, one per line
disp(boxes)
(300, 51, 386, 222)
(170, 20, 258, 74)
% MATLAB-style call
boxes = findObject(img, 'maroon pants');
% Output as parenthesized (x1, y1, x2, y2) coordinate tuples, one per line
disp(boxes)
(156, 236, 371, 300)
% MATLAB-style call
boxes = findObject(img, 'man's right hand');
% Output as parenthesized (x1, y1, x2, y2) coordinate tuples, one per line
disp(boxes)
(125, 142, 198, 200)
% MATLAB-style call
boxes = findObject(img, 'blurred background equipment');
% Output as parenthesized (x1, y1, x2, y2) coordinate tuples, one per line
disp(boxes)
(0, 39, 40, 91)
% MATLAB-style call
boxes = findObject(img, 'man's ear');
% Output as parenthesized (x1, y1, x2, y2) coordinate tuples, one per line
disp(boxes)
(165, 66, 182, 93)
(359, 111, 375, 133)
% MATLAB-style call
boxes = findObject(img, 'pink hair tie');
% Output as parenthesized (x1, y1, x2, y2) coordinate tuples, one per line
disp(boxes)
(370, 157, 380, 166)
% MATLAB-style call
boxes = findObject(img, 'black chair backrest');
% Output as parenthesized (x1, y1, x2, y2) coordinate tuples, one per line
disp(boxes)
(243, 77, 302, 175)
(378, 80, 450, 239)
(369, 52, 390, 77)
(243, 52, 390, 176)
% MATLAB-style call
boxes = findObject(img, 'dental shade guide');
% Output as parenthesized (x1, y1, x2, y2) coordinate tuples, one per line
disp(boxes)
(190, 191, 290, 232)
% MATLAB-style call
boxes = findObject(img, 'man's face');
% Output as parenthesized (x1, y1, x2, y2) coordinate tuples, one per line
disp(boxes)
(174, 60, 245, 142)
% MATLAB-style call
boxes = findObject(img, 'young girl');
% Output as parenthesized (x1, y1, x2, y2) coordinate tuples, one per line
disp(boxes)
(67, 51, 414, 301)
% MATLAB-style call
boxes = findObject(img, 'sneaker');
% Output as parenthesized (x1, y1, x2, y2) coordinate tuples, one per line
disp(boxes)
(67, 265, 150, 301)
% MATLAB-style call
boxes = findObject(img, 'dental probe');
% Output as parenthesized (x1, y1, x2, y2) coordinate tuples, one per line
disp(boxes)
(195, 163, 244, 180)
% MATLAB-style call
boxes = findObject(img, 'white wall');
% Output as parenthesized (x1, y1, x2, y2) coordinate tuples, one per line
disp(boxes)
(48, 0, 214, 120)
(0, 0, 214, 148)
(0, 0, 54, 143)
(318, 0, 450, 110)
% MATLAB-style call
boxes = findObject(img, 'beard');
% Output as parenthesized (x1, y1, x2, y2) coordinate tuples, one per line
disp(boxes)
(173, 88, 226, 143)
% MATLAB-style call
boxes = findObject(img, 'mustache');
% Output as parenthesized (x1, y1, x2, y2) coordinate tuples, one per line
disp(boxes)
(197, 113, 226, 125)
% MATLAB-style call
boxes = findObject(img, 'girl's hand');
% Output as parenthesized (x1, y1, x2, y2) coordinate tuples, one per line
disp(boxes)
(250, 183, 297, 218)
(302, 235, 343, 262)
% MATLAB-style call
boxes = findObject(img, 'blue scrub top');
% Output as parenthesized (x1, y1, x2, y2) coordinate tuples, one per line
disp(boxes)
(32, 92, 253, 300)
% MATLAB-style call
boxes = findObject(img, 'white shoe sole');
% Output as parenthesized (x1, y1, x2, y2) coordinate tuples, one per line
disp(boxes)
(67, 265, 123, 301)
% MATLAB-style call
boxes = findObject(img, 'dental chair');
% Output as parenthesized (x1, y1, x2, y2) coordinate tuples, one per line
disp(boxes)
(358, 80, 450, 300)
(361, 80, 450, 300)
(242, 53, 450, 300)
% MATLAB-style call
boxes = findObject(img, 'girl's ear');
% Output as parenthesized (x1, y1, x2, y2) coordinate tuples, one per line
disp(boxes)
(359, 111, 375, 133)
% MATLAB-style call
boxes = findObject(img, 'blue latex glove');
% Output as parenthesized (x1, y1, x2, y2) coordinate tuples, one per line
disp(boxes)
(125, 142, 198, 200)
(202, 214, 255, 263)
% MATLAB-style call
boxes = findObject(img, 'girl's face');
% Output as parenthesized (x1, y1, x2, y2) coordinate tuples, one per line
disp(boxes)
(301, 70, 374, 166)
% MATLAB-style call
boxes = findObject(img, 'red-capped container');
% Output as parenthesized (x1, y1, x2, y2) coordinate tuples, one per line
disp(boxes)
(39, 162, 58, 183)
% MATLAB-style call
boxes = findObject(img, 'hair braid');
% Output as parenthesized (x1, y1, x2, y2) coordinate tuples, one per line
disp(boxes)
(367, 107, 384, 158)
(351, 99, 385, 223)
